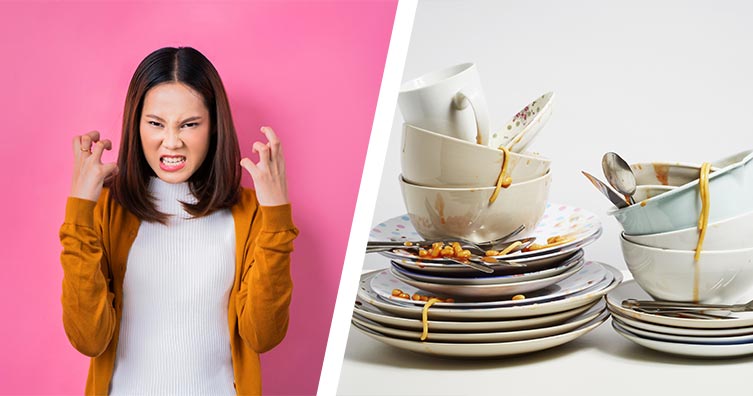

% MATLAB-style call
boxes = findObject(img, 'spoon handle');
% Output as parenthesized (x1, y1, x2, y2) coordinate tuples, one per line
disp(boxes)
(581, 171, 629, 209)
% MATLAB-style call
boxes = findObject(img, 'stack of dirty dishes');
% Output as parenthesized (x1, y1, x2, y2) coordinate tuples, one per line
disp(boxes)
(607, 282, 753, 358)
(351, 63, 621, 358)
(602, 150, 753, 357)
(397, 63, 554, 242)
(355, 214, 621, 358)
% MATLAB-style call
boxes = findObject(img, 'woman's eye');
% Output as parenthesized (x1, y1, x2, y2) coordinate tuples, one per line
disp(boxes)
(148, 121, 163, 127)
(182, 122, 198, 128)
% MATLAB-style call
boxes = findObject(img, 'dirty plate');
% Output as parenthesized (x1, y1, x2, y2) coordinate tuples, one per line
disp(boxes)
(373, 261, 608, 305)
(390, 249, 583, 285)
(351, 310, 609, 358)
(356, 262, 622, 320)
(353, 296, 598, 333)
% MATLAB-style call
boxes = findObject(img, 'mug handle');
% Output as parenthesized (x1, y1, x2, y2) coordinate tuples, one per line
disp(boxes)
(453, 89, 490, 145)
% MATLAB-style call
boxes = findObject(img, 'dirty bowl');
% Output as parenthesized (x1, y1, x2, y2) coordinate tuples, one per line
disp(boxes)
(623, 208, 753, 251)
(620, 233, 753, 303)
(399, 172, 551, 243)
(401, 124, 550, 188)
(610, 150, 753, 235)
(632, 185, 675, 202)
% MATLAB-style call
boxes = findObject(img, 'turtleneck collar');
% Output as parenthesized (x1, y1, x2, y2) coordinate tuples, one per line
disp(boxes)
(148, 177, 197, 217)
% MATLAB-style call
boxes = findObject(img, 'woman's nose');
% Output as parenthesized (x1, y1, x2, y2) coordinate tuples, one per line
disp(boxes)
(162, 129, 183, 149)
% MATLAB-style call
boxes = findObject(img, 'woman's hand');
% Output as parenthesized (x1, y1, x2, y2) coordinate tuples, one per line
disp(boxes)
(240, 126, 289, 206)
(70, 131, 118, 202)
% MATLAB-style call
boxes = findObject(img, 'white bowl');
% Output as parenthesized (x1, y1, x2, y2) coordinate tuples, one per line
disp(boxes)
(610, 150, 753, 235)
(399, 172, 551, 243)
(623, 208, 753, 251)
(630, 162, 716, 187)
(620, 233, 753, 303)
(632, 185, 675, 202)
(628, 151, 752, 187)
(401, 124, 550, 188)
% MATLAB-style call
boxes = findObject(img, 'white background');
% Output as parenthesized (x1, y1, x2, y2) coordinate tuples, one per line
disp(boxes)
(336, 1, 753, 395)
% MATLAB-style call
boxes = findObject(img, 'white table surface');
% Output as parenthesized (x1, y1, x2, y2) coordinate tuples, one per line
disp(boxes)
(337, 256, 753, 396)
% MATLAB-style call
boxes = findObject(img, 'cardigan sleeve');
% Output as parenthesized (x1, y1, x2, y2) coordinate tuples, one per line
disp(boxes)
(59, 196, 117, 357)
(235, 199, 299, 353)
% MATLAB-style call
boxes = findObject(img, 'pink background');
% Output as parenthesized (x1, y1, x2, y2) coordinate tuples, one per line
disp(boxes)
(0, 1, 396, 395)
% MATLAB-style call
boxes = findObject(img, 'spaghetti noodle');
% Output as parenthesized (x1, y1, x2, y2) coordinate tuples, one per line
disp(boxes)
(694, 162, 711, 261)
(420, 298, 441, 341)
(489, 145, 513, 204)
(693, 162, 711, 302)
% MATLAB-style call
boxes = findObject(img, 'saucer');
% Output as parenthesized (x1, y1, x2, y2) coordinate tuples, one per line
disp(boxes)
(612, 320, 753, 358)
(606, 280, 753, 329)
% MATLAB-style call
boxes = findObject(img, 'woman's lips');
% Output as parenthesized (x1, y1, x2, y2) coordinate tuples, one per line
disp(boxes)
(159, 155, 186, 172)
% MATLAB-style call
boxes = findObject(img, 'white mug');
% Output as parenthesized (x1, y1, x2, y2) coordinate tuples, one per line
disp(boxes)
(398, 63, 490, 145)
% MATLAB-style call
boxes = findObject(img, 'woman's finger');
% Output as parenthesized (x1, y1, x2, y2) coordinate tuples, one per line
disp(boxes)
(101, 162, 118, 177)
(261, 127, 282, 160)
(72, 135, 83, 156)
(253, 141, 270, 165)
(261, 126, 281, 157)
(80, 135, 93, 154)
(91, 141, 107, 162)
(260, 126, 278, 143)
(240, 157, 258, 177)
(100, 139, 113, 151)
(85, 130, 101, 142)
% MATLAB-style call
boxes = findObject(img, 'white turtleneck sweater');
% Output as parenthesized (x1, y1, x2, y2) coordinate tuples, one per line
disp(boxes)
(109, 178, 236, 395)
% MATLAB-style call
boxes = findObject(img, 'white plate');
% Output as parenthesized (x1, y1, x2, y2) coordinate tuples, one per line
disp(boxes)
(371, 203, 602, 261)
(612, 316, 753, 345)
(351, 310, 609, 358)
(386, 246, 589, 276)
(373, 261, 607, 306)
(391, 250, 584, 285)
(356, 262, 622, 320)
(353, 296, 598, 332)
(378, 231, 598, 268)
(489, 92, 555, 154)
(607, 280, 753, 329)
(612, 321, 753, 358)
(389, 260, 585, 299)
(352, 300, 606, 343)
(609, 309, 753, 337)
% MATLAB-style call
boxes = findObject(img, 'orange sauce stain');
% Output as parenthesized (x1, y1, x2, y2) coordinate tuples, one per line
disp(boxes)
(652, 163, 670, 185)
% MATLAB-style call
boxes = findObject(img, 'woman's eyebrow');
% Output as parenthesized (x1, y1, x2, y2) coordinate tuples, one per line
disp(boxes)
(180, 116, 203, 123)
(144, 114, 203, 123)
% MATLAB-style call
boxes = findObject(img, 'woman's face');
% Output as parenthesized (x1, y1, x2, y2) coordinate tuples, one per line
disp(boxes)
(140, 82, 211, 184)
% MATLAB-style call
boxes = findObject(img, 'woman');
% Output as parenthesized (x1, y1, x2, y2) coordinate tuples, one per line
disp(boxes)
(60, 47, 298, 395)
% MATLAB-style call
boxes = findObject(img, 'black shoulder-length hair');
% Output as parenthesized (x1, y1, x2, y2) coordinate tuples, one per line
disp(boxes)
(107, 47, 242, 224)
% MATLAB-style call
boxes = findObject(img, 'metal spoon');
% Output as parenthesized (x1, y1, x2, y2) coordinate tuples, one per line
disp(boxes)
(581, 171, 629, 209)
(602, 152, 637, 205)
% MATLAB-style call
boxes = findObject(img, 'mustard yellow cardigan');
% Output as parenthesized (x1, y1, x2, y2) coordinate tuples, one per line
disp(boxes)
(59, 187, 298, 395)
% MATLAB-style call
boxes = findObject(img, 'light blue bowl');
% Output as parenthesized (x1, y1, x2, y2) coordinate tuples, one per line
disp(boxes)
(609, 150, 753, 235)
